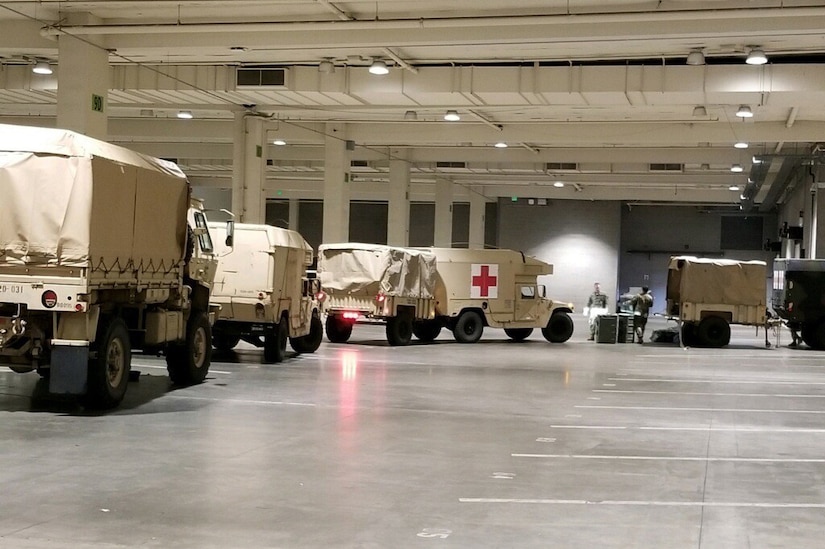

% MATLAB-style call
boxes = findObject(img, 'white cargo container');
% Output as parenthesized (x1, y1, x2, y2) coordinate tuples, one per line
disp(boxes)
(0, 124, 222, 408)
(208, 223, 323, 361)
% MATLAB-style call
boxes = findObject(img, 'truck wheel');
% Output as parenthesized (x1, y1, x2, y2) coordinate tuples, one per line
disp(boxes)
(504, 328, 533, 342)
(801, 320, 825, 350)
(413, 320, 442, 342)
(696, 316, 730, 348)
(213, 332, 241, 351)
(166, 312, 212, 385)
(85, 317, 131, 409)
(291, 314, 323, 354)
(264, 319, 288, 363)
(386, 315, 413, 346)
(325, 315, 353, 343)
(453, 311, 484, 343)
(541, 312, 574, 343)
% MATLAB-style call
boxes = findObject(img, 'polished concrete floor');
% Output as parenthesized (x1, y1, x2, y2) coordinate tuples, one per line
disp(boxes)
(1, 316, 824, 548)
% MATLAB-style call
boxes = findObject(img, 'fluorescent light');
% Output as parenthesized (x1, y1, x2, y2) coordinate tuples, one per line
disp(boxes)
(746, 48, 768, 65)
(734, 142, 749, 149)
(177, 110, 193, 119)
(729, 185, 740, 191)
(752, 156, 763, 164)
(273, 139, 286, 146)
(494, 142, 508, 148)
(731, 164, 743, 173)
(553, 181, 565, 188)
(32, 61, 52, 75)
(368, 60, 389, 75)
(736, 105, 753, 118)
(444, 110, 460, 122)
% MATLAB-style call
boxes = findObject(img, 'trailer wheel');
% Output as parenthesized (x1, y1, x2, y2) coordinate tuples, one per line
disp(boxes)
(325, 315, 353, 343)
(213, 332, 241, 351)
(680, 322, 697, 346)
(264, 319, 289, 363)
(453, 311, 484, 343)
(504, 328, 533, 342)
(413, 320, 442, 342)
(166, 312, 212, 385)
(386, 315, 413, 346)
(542, 312, 574, 343)
(801, 320, 825, 350)
(85, 317, 131, 409)
(291, 314, 323, 354)
(696, 316, 730, 348)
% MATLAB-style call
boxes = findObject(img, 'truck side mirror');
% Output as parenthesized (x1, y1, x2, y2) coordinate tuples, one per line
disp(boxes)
(225, 220, 234, 247)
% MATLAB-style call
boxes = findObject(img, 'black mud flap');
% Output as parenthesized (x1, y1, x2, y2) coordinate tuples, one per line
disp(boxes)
(49, 341, 90, 395)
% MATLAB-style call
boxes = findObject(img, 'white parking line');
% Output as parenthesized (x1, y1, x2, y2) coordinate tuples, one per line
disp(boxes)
(511, 454, 825, 463)
(459, 499, 825, 508)
(549, 424, 825, 433)
(132, 363, 232, 375)
(609, 377, 825, 385)
(594, 389, 825, 398)
(576, 405, 825, 414)
(166, 395, 316, 406)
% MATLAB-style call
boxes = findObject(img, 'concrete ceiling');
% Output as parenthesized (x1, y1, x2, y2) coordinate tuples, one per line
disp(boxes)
(1, 0, 825, 206)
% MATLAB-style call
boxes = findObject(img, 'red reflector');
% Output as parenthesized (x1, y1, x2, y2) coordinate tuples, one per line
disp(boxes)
(342, 312, 359, 320)
(315, 291, 327, 302)
(375, 293, 386, 303)
(258, 292, 265, 300)
(75, 303, 84, 312)
(41, 290, 58, 309)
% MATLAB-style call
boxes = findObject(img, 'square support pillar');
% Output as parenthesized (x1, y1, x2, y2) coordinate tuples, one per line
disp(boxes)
(387, 151, 411, 246)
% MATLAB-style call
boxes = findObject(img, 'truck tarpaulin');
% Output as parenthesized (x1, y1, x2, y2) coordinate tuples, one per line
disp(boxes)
(668, 256, 766, 307)
(0, 124, 187, 276)
(318, 243, 437, 298)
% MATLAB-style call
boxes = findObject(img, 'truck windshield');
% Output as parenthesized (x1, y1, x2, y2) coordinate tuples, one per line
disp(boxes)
(193, 212, 214, 253)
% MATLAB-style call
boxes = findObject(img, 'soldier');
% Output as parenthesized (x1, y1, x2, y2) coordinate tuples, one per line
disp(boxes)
(585, 282, 609, 341)
(631, 286, 654, 343)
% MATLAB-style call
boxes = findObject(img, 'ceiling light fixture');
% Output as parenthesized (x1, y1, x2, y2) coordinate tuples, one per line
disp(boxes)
(752, 156, 763, 164)
(729, 185, 741, 191)
(692, 106, 708, 117)
(736, 105, 753, 118)
(32, 61, 52, 75)
(368, 59, 389, 75)
(553, 181, 565, 188)
(444, 110, 460, 122)
(734, 142, 749, 149)
(746, 48, 768, 65)
(494, 142, 508, 148)
(318, 59, 335, 74)
(403, 110, 418, 121)
(686, 49, 705, 66)
(273, 139, 286, 146)
(731, 164, 743, 173)
(176, 110, 193, 119)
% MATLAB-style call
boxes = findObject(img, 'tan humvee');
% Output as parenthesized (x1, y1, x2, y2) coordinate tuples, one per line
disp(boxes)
(209, 223, 323, 362)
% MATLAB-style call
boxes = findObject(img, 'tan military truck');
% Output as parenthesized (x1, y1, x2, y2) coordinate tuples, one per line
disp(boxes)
(208, 223, 323, 362)
(317, 244, 438, 346)
(0, 124, 221, 408)
(423, 248, 575, 343)
(666, 256, 768, 347)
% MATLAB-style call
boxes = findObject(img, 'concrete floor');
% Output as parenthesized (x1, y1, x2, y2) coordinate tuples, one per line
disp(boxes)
(1, 316, 824, 549)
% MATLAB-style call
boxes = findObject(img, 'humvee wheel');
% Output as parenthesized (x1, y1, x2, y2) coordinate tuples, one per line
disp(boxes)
(696, 316, 730, 348)
(413, 320, 442, 342)
(504, 328, 533, 342)
(291, 314, 323, 354)
(325, 314, 353, 343)
(453, 311, 484, 343)
(213, 332, 241, 351)
(264, 319, 288, 363)
(386, 315, 413, 346)
(542, 312, 574, 343)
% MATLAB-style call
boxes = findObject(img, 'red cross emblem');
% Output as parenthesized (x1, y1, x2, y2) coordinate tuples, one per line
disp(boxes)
(471, 264, 498, 298)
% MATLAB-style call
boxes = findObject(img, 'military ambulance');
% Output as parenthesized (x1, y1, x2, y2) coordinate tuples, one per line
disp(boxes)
(208, 223, 323, 362)
(424, 248, 575, 343)
(772, 258, 825, 349)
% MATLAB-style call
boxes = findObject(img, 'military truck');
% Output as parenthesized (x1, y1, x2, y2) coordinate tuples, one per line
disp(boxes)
(772, 258, 825, 349)
(317, 244, 438, 346)
(0, 124, 221, 408)
(424, 248, 575, 343)
(666, 256, 767, 347)
(208, 223, 323, 361)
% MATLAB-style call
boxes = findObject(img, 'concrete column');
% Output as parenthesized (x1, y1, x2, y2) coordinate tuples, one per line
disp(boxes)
(242, 116, 266, 223)
(56, 13, 108, 138)
(230, 112, 246, 219)
(322, 123, 350, 243)
(468, 188, 486, 249)
(289, 199, 300, 232)
(814, 168, 825, 259)
(434, 178, 454, 247)
(387, 151, 410, 246)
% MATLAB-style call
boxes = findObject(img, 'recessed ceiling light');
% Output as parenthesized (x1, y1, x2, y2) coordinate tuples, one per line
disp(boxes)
(32, 61, 52, 75)
(494, 142, 507, 148)
(731, 164, 743, 172)
(444, 110, 460, 122)
(734, 142, 748, 149)
(273, 139, 286, 146)
(368, 59, 389, 75)
(736, 105, 753, 118)
(177, 110, 193, 119)
(553, 181, 565, 188)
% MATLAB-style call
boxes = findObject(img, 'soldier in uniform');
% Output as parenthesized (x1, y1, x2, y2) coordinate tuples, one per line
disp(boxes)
(631, 286, 654, 343)
(585, 282, 609, 341)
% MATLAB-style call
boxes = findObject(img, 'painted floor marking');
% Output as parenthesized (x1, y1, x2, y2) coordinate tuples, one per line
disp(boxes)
(594, 389, 825, 398)
(550, 424, 825, 433)
(576, 404, 825, 414)
(131, 362, 232, 375)
(511, 453, 825, 463)
(167, 395, 316, 407)
(608, 377, 825, 386)
(458, 499, 825, 508)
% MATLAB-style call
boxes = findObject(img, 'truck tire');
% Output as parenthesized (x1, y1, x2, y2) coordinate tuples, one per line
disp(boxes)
(801, 320, 825, 350)
(85, 317, 131, 409)
(264, 319, 288, 363)
(213, 332, 241, 351)
(386, 315, 413, 346)
(413, 320, 442, 342)
(541, 312, 574, 343)
(696, 316, 730, 348)
(325, 315, 353, 343)
(504, 328, 533, 342)
(681, 322, 697, 346)
(291, 314, 323, 354)
(166, 312, 212, 385)
(453, 311, 484, 343)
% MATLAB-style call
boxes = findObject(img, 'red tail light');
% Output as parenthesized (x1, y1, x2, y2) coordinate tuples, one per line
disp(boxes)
(342, 311, 359, 320)
(375, 293, 386, 303)
(315, 291, 327, 302)
(41, 290, 57, 308)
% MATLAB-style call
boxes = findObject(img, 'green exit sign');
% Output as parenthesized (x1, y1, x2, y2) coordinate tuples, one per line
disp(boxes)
(91, 94, 104, 113)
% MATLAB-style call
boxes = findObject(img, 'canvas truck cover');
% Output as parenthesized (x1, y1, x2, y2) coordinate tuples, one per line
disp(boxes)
(318, 243, 437, 298)
(668, 256, 767, 306)
(0, 124, 188, 275)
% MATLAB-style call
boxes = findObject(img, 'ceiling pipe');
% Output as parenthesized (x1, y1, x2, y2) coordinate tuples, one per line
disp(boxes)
(40, 7, 825, 37)
(786, 106, 799, 128)
(316, 0, 352, 21)
(467, 110, 503, 131)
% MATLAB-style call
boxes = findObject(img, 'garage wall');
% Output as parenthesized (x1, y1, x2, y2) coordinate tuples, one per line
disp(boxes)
(498, 199, 622, 312)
